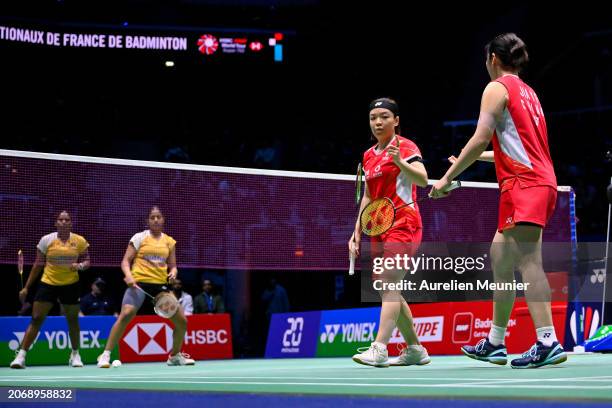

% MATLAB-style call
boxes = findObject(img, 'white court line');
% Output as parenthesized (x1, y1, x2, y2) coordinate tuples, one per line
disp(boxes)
(3, 375, 612, 382)
(1, 378, 611, 390)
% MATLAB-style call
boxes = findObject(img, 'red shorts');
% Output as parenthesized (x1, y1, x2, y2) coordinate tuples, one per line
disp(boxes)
(498, 181, 557, 232)
(370, 219, 422, 281)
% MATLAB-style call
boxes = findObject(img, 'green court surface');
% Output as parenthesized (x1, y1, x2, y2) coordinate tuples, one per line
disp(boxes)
(1, 354, 611, 402)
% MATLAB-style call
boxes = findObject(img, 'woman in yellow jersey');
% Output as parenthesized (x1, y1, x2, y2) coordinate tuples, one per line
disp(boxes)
(97, 206, 194, 367)
(10, 211, 90, 369)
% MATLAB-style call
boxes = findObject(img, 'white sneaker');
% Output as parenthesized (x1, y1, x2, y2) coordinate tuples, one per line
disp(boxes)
(69, 351, 84, 368)
(352, 342, 389, 367)
(389, 345, 431, 366)
(167, 352, 195, 366)
(10, 350, 26, 369)
(97, 351, 111, 368)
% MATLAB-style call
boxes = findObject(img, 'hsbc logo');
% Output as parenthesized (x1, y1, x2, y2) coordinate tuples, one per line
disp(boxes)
(123, 323, 173, 355)
(249, 41, 263, 51)
(184, 330, 228, 345)
(452, 313, 473, 343)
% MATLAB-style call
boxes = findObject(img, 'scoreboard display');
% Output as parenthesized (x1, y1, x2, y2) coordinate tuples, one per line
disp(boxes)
(0, 23, 287, 63)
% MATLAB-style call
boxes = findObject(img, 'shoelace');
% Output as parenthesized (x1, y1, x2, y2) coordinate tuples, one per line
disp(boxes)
(356, 344, 383, 354)
(475, 338, 487, 353)
(177, 352, 192, 359)
(521, 344, 538, 358)
(396, 343, 406, 355)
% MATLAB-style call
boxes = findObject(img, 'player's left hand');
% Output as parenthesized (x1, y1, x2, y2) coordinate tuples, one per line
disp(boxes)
(429, 176, 452, 199)
(168, 270, 177, 282)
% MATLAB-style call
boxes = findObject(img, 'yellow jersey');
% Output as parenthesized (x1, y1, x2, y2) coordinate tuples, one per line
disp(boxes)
(38, 233, 89, 286)
(130, 230, 176, 284)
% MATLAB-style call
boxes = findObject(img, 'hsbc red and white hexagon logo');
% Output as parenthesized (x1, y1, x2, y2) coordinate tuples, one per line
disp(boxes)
(123, 323, 173, 355)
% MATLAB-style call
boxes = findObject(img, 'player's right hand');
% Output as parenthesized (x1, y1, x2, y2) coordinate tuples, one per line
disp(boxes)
(349, 233, 361, 257)
(124, 275, 136, 287)
(18, 288, 28, 304)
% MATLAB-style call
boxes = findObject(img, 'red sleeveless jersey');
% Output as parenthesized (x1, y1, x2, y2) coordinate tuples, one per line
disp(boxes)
(492, 75, 557, 192)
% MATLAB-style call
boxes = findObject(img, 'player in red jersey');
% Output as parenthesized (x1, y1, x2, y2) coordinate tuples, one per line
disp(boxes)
(349, 98, 431, 367)
(431, 33, 566, 368)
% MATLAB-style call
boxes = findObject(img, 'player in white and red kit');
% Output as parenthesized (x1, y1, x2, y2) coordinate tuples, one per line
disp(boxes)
(431, 33, 566, 368)
(349, 98, 431, 367)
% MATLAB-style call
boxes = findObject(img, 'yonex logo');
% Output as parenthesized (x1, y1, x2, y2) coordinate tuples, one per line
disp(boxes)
(320, 324, 340, 343)
(9, 332, 29, 351)
(319, 322, 376, 344)
(9, 331, 99, 351)
(591, 268, 605, 284)
(375, 102, 383, 107)
(543, 333, 551, 338)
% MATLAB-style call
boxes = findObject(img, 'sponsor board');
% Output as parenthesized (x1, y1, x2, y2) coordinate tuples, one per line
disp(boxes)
(119, 314, 233, 362)
(0, 316, 116, 366)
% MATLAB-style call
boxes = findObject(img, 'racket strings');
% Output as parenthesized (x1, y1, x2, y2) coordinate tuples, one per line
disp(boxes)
(153, 292, 179, 318)
(360, 198, 395, 236)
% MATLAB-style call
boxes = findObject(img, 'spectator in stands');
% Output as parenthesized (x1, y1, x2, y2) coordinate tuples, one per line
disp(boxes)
(194, 279, 225, 314)
(80, 278, 117, 317)
(261, 278, 289, 321)
(172, 278, 193, 316)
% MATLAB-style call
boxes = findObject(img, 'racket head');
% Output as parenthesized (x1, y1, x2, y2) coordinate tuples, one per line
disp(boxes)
(153, 292, 179, 319)
(360, 197, 396, 237)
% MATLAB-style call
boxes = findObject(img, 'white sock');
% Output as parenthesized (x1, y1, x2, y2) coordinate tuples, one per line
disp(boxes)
(408, 345, 423, 351)
(536, 326, 557, 347)
(488, 324, 506, 346)
(372, 342, 387, 350)
(17, 349, 27, 357)
(102, 350, 110, 357)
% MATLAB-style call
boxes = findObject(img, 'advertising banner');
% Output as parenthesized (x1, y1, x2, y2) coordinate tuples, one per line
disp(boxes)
(264, 311, 321, 358)
(119, 314, 233, 363)
(0, 316, 117, 366)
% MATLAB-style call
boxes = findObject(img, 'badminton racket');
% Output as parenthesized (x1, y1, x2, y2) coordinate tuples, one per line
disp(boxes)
(134, 284, 179, 319)
(360, 180, 461, 237)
